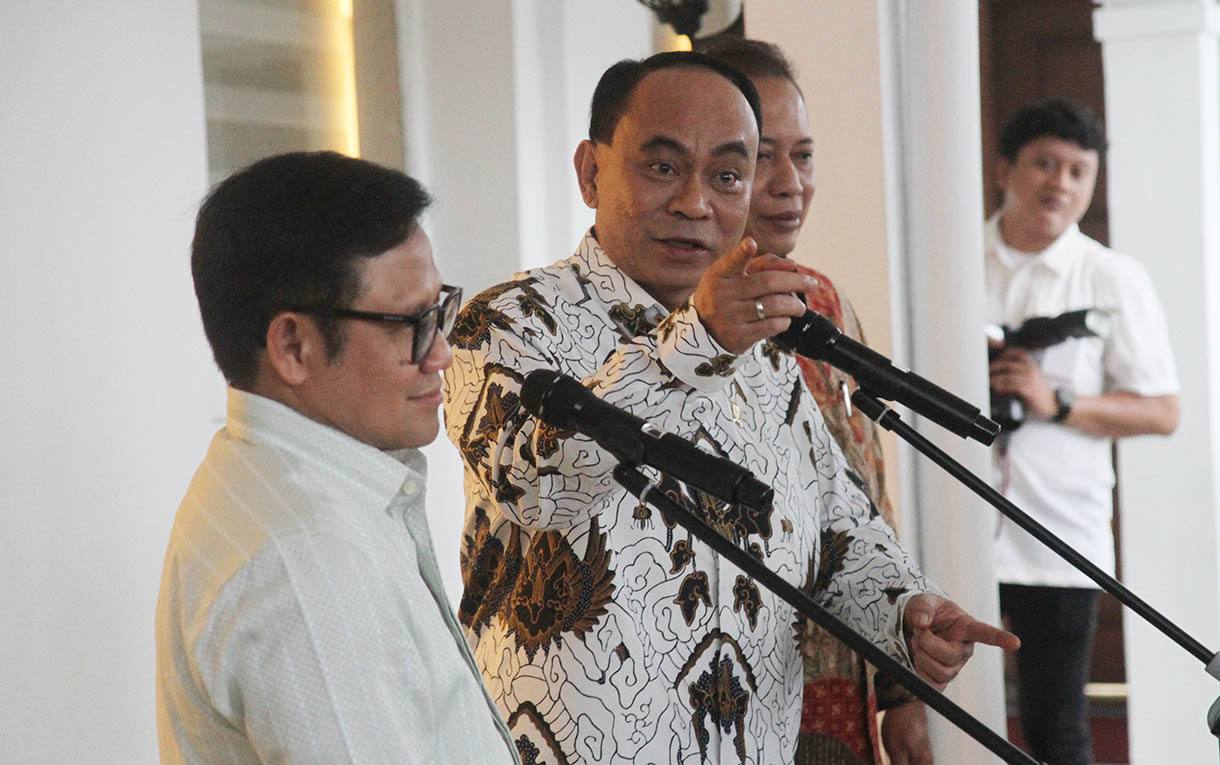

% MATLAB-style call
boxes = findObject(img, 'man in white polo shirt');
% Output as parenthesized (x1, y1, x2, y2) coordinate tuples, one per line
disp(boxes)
(986, 99, 1179, 765)
(155, 151, 518, 764)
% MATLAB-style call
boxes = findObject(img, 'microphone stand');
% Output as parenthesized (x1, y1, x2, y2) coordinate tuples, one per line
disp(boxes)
(611, 462, 1041, 765)
(850, 388, 1220, 754)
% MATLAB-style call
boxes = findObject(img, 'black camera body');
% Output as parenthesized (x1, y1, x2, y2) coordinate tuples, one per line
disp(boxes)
(987, 308, 1113, 432)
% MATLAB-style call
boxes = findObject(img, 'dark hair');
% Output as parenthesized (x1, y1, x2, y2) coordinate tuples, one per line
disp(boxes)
(587, 51, 762, 143)
(694, 35, 800, 94)
(999, 99, 1108, 161)
(191, 151, 432, 387)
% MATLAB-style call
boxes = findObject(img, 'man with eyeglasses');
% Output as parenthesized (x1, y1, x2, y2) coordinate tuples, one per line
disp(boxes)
(155, 151, 519, 763)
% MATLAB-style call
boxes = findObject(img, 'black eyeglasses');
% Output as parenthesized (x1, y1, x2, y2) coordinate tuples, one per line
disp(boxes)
(291, 284, 463, 364)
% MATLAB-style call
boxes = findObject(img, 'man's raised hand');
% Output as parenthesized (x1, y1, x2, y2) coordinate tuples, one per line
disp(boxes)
(691, 237, 815, 354)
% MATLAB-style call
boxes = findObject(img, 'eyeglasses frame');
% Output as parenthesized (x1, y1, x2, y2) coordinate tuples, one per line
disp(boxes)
(289, 283, 462, 365)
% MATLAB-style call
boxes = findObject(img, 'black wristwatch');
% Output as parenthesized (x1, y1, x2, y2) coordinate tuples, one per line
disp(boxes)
(1052, 387, 1075, 423)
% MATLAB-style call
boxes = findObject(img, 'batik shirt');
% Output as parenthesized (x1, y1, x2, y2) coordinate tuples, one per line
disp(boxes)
(443, 231, 934, 765)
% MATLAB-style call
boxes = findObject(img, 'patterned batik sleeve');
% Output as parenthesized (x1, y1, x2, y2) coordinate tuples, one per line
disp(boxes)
(443, 278, 741, 532)
(795, 386, 942, 666)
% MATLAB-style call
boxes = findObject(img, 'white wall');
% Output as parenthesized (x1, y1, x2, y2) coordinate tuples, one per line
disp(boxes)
(0, 2, 216, 762)
(1095, 2, 1220, 761)
(398, 0, 655, 607)
(745, 1, 896, 371)
(744, 1, 908, 535)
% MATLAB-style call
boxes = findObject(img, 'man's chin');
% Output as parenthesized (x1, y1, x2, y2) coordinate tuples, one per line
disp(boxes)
(752, 234, 797, 258)
(384, 416, 440, 451)
(1037, 217, 1073, 243)
(408, 423, 442, 451)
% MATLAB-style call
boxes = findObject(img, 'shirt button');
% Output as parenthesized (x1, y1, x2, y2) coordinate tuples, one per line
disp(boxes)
(402, 478, 421, 496)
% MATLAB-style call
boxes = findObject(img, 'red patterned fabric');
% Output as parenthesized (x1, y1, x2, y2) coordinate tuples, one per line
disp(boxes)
(793, 266, 908, 765)
(800, 677, 875, 762)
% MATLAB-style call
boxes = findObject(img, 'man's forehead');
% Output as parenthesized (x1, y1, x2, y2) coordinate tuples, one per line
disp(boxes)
(615, 66, 757, 142)
(761, 135, 814, 147)
(358, 227, 441, 308)
(1024, 135, 1099, 162)
(633, 64, 733, 92)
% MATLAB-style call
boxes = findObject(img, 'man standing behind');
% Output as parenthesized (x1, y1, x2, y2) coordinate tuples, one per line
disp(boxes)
(986, 100, 1179, 764)
(156, 152, 518, 763)
(700, 36, 932, 765)
(445, 52, 1016, 764)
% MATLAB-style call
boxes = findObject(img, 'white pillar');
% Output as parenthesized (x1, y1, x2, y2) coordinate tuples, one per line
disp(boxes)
(0, 3, 214, 762)
(892, 2, 1007, 761)
(1094, 2, 1220, 761)
(748, 1, 1005, 760)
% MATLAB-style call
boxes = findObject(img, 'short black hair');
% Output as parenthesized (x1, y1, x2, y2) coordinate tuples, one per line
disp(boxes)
(999, 99, 1108, 161)
(695, 35, 800, 93)
(191, 151, 432, 388)
(587, 51, 762, 144)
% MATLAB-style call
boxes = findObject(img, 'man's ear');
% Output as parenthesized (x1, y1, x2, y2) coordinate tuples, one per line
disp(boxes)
(264, 312, 318, 387)
(573, 140, 600, 209)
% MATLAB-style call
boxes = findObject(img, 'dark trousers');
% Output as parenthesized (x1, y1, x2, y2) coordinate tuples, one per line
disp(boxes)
(1000, 583, 1101, 765)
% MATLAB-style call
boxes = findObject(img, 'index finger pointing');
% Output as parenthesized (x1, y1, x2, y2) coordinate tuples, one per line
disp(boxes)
(958, 619, 1021, 651)
(714, 237, 758, 277)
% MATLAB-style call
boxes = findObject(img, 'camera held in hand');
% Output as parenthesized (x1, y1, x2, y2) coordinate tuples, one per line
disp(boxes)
(986, 308, 1113, 432)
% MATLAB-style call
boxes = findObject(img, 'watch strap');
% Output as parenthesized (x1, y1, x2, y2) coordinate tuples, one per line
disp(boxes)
(1052, 387, 1075, 423)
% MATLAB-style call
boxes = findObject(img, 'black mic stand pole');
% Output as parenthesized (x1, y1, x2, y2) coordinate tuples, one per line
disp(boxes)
(611, 462, 1041, 765)
(850, 388, 1220, 753)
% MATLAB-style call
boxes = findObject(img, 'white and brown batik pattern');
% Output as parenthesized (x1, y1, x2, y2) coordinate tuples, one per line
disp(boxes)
(442, 231, 934, 765)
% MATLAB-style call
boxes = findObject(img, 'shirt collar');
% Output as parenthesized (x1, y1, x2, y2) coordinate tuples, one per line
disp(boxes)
(986, 213, 1080, 276)
(570, 228, 672, 336)
(225, 387, 424, 516)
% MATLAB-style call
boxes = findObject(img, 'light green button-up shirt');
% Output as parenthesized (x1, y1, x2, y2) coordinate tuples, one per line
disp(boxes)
(157, 387, 518, 763)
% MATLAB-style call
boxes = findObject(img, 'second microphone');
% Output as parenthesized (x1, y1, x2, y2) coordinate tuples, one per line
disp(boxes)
(519, 369, 774, 512)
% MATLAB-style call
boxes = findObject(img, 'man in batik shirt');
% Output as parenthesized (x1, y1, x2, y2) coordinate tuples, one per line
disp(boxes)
(444, 52, 1017, 765)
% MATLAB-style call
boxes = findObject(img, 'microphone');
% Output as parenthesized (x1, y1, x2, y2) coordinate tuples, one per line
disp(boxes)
(519, 369, 774, 511)
(774, 311, 1000, 445)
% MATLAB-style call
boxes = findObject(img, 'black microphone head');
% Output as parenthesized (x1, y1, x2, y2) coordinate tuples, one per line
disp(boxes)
(520, 369, 584, 429)
(520, 368, 559, 411)
(772, 310, 842, 360)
